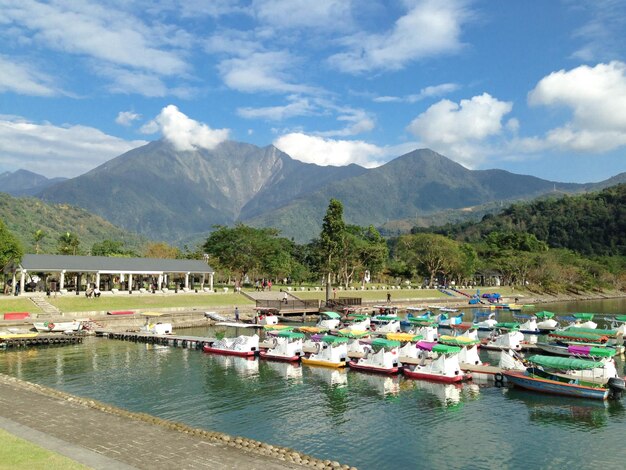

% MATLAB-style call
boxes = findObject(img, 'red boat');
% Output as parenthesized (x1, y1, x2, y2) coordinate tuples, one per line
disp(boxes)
(202, 344, 256, 357)
(402, 367, 467, 383)
(347, 361, 400, 375)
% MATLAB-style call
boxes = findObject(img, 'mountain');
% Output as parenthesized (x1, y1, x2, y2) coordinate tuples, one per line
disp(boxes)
(0, 169, 66, 196)
(0, 193, 146, 254)
(39, 140, 367, 241)
(37, 141, 622, 245)
(245, 149, 586, 241)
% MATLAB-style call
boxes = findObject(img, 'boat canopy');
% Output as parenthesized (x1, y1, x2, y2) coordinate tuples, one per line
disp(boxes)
(495, 322, 520, 330)
(549, 331, 608, 343)
(370, 338, 400, 349)
(432, 344, 461, 354)
(565, 327, 618, 338)
(528, 355, 603, 370)
(336, 329, 370, 339)
(386, 332, 422, 342)
(567, 345, 616, 357)
(373, 315, 401, 321)
(276, 330, 305, 339)
(347, 314, 369, 321)
(438, 335, 480, 346)
(320, 311, 341, 319)
(297, 326, 328, 334)
(614, 315, 626, 322)
(264, 324, 293, 331)
(573, 313, 595, 320)
(321, 335, 349, 344)
(534, 311, 555, 319)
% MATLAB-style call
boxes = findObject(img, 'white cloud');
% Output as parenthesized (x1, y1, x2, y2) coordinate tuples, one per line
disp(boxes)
(0, 116, 146, 177)
(142, 105, 230, 151)
(115, 111, 141, 126)
(374, 82, 459, 103)
(252, 0, 353, 31)
(318, 109, 375, 137)
(528, 61, 626, 152)
(0, 55, 58, 96)
(328, 0, 470, 73)
(237, 96, 315, 120)
(570, 0, 626, 61)
(2, 0, 188, 76)
(274, 132, 397, 167)
(406, 93, 513, 167)
(218, 51, 316, 94)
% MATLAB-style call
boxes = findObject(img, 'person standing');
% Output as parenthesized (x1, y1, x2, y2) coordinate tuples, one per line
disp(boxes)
(235, 307, 240, 322)
(387, 292, 391, 303)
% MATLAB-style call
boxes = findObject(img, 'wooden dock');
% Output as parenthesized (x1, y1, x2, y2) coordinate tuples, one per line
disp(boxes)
(96, 330, 216, 350)
(0, 334, 84, 349)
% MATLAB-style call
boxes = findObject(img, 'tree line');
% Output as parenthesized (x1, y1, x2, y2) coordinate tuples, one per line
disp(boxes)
(2, 185, 625, 294)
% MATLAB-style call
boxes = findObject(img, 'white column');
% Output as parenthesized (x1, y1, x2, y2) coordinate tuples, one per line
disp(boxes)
(185, 273, 189, 289)
(158, 274, 163, 290)
(128, 274, 133, 292)
(209, 273, 214, 291)
(201, 274, 205, 289)
(60, 271, 65, 289)
(11, 272, 16, 295)
(20, 270, 26, 295)
(95, 272, 101, 289)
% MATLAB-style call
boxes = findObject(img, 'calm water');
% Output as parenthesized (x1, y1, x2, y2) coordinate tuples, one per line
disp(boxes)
(2, 299, 626, 469)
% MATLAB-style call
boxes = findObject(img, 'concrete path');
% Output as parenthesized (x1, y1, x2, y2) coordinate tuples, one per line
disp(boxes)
(0, 374, 345, 470)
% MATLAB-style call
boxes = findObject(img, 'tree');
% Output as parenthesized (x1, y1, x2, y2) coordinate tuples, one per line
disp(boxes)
(319, 199, 346, 301)
(0, 219, 23, 271)
(396, 233, 462, 286)
(58, 231, 80, 255)
(33, 229, 46, 254)
(143, 242, 181, 259)
(203, 224, 295, 284)
(339, 225, 388, 288)
(91, 239, 135, 257)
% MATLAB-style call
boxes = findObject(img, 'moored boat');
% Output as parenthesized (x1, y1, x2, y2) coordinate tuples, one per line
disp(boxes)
(301, 335, 349, 368)
(535, 311, 559, 332)
(203, 334, 259, 357)
(33, 320, 82, 333)
(504, 355, 625, 400)
(403, 344, 470, 383)
(348, 338, 401, 374)
(139, 312, 172, 335)
(260, 330, 304, 362)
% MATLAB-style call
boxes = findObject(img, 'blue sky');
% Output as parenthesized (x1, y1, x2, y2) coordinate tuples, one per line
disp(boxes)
(1, 0, 626, 182)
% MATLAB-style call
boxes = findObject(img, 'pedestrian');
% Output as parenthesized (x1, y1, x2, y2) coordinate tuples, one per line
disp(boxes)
(387, 292, 391, 303)
(235, 307, 240, 322)
(283, 291, 288, 304)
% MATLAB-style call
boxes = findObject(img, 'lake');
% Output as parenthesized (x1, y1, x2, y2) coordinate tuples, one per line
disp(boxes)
(2, 299, 626, 469)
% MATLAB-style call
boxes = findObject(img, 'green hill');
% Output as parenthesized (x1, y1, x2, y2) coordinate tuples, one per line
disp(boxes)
(0, 193, 147, 254)
(419, 183, 626, 256)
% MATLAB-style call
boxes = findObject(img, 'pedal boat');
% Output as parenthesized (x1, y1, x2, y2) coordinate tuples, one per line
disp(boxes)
(260, 330, 304, 362)
(203, 334, 259, 357)
(301, 335, 349, 368)
(348, 338, 401, 374)
(403, 344, 470, 383)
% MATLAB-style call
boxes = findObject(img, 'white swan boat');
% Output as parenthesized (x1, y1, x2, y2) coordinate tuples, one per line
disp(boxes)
(139, 312, 172, 335)
(260, 330, 304, 362)
(348, 338, 401, 374)
(403, 343, 470, 383)
(301, 335, 349, 368)
(203, 334, 259, 357)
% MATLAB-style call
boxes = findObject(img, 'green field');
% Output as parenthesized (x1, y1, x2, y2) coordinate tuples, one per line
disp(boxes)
(0, 428, 88, 470)
(0, 299, 39, 314)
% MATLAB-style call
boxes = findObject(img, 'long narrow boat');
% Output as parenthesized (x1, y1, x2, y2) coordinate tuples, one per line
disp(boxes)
(503, 355, 625, 400)
(33, 320, 82, 333)
(202, 334, 259, 357)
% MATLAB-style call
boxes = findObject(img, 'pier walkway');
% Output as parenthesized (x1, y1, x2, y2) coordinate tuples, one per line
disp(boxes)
(0, 374, 346, 469)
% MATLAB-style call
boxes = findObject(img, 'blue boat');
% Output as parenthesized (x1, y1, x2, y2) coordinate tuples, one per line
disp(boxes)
(504, 355, 625, 401)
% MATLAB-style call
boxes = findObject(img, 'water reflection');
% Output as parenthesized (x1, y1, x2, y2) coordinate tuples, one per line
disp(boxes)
(350, 372, 400, 398)
(210, 353, 259, 378)
(305, 366, 348, 388)
(406, 380, 463, 408)
(504, 388, 625, 430)
(263, 360, 303, 383)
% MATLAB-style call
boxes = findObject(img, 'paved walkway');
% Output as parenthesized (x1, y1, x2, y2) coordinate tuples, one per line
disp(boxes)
(0, 374, 346, 469)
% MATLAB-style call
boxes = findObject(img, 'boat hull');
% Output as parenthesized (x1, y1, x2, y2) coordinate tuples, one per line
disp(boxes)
(347, 361, 399, 375)
(403, 369, 467, 383)
(504, 371, 609, 400)
(202, 345, 256, 357)
(301, 357, 347, 368)
(259, 351, 301, 362)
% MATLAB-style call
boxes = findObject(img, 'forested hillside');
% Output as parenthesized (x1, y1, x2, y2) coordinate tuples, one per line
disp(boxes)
(0, 193, 146, 254)
(417, 184, 626, 256)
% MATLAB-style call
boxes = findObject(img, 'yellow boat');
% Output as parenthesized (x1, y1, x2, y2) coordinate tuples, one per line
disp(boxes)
(301, 336, 349, 368)
(0, 332, 38, 339)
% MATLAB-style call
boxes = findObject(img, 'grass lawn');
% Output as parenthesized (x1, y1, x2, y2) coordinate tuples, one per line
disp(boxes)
(47, 293, 254, 313)
(0, 428, 88, 470)
(0, 298, 41, 314)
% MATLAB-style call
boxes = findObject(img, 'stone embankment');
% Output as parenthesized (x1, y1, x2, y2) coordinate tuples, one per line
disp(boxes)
(0, 373, 355, 470)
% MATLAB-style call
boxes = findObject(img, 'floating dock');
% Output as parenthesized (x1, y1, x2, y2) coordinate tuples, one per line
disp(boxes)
(0, 333, 84, 349)
(96, 330, 216, 350)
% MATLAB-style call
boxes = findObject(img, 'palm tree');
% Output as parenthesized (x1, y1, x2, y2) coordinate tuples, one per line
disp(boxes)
(33, 229, 46, 254)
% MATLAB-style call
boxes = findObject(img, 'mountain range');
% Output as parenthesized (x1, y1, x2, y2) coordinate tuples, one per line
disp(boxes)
(22, 139, 626, 244)
(0, 169, 66, 196)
